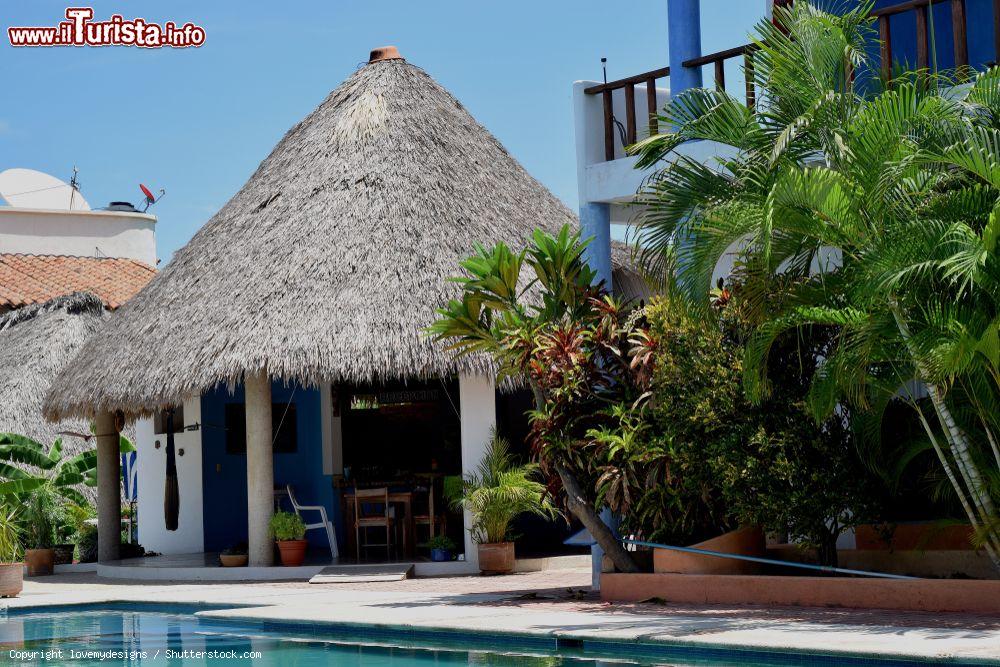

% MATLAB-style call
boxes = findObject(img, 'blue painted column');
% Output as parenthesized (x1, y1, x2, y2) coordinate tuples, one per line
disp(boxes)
(667, 0, 704, 96)
(581, 202, 613, 590)
(580, 202, 613, 289)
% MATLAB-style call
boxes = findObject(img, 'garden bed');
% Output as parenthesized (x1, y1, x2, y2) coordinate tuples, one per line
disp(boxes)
(600, 573, 1000, 613)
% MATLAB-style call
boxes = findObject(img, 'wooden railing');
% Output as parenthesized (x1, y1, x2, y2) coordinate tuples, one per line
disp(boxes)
(682, 45, 759, 110)
(872, 0, 982, 81)
(584, 66, 671, 161)
(586, 0, 995, 162)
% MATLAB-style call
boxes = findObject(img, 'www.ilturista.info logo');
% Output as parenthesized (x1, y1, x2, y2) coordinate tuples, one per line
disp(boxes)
(8, 8, 206, 48)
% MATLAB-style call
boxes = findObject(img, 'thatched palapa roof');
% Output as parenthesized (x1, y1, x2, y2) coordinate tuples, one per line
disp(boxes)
(46, 47, 596, 420)
(0, 292, 107, 448)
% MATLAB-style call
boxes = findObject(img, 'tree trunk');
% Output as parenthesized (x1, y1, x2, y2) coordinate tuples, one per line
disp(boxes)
(927, 385, 998, 518)
(526, 380, 640, 573)
(817, 530, 839, 568)
(554, 463, 640, 573)
(911, 403, 994, 552)
(891, 305, 1000, 569)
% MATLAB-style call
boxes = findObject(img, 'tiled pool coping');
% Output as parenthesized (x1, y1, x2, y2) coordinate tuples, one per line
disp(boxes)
(7, 600, 1000, 666)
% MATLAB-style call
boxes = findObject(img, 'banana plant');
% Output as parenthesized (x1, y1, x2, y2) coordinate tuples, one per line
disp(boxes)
(0, 432, 135, 505)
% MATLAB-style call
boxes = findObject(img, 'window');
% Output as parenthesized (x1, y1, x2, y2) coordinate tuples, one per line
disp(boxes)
(153, 405, 185, 434)
(224, 402, 297, 454)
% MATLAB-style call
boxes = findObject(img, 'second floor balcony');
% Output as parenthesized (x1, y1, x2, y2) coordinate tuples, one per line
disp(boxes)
(575, 0, 1000, 209)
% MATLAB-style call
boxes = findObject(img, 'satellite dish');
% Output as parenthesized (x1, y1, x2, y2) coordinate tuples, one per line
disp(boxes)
(0, 168, 90, 211)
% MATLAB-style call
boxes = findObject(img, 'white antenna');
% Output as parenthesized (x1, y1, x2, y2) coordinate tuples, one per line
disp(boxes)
(69, 166, 80, 211)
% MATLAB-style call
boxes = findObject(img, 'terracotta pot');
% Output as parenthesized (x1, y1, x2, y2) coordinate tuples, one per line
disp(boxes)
(0, 562, 23, 597)
(478, 541, 515, 574)
(653, 526, 765, 575)
(52, 544, 75, 566)
(219, 554, 248, 567)
(276, 540, 308, 567)
(24, 548, 55, 576)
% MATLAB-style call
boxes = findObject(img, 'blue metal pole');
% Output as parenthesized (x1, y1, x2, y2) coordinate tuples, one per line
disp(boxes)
(667, 0, 704, 97)
(580, 200, 613, 590)
(623, 540, 917, 580)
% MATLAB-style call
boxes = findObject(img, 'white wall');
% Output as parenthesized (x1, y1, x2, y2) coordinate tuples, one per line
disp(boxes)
(573, 80, 671, 203)
(320, 384, 344, 476)
(0, 207, 157, 265)
(458, 374, 497, 570)
(136, 395, 204, 554)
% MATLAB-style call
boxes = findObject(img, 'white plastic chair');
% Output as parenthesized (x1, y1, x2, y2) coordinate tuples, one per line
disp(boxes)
(285, 484, 339, 560)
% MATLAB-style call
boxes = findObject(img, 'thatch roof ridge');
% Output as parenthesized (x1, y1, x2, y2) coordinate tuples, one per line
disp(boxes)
(0, 292, 107, 452)
(46, 56, 580, 420)
(0, 291, 104, 331)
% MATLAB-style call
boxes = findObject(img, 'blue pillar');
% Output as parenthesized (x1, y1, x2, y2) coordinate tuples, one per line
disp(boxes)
(580, 201, 612, 590)
(667, 0, 703, 96)
(580, 202, 612, 290)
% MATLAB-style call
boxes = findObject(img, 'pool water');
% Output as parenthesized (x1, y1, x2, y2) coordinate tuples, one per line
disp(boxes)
(0, 604, 963, 666)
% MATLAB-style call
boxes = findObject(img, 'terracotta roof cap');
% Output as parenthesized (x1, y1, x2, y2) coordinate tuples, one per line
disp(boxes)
(369, 46, 403, 63)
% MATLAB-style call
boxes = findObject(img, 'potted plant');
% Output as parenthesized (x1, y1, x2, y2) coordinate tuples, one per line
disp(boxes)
(448, 432, 556, 575)
(423, 535, 456, 562)
(22, 487, 58, 576)
(270, 511, 307, 566)
(0, 501, 22, 597)
(220, 543, 248, 567)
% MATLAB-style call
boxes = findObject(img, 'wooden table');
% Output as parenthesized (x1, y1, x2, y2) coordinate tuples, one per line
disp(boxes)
(342, 490, 414, 558)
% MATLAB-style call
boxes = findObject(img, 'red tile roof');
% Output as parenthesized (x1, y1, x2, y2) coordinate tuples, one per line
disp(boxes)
(0, 254, 156, 310)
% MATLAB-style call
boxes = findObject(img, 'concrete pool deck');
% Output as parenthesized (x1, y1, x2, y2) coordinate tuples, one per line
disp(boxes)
(6, 569, 1000, 664)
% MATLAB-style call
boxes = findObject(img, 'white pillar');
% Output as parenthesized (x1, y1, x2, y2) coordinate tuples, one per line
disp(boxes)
(245, 372, 274, 567)
(95, 411, 121, 563)
(459, 374, 496, 570)
(320, 384, 344, 476)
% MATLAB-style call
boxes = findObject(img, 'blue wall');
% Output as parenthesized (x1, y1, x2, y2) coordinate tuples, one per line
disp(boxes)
(200, 381, 337, 552)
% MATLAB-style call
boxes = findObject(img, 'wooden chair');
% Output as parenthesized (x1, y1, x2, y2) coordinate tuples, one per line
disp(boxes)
(353, 487, 393, 560)
(413, 478, 447, 543)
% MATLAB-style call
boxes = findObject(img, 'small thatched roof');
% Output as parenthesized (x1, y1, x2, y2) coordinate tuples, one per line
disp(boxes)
(0, 292, 106, 449)
(47, 48, 590, 420)
(611, 241, 651, 303)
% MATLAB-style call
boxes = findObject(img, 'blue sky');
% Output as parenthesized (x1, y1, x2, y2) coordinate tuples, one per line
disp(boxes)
(1, 1, 764, 263)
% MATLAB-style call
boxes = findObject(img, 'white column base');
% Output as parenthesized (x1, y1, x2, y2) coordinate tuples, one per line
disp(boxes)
(458, 374, 496, 572)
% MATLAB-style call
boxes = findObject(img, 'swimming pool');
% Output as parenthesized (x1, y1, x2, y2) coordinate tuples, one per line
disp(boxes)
(0, 603, 982, 666)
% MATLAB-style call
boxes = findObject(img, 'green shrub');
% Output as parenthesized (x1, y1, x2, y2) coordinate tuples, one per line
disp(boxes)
(76, 525, 97, 563)
(640, 295, 883, 565)
(269, 511, 306, 541)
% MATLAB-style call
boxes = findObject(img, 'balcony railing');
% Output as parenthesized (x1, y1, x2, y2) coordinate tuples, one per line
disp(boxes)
(584, 66, 671, 161)
(586, 0, 995, 162)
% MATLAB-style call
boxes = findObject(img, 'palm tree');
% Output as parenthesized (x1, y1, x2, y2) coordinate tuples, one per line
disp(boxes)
(631, 0, 1000, 568)
(447, 432, 557, 544)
